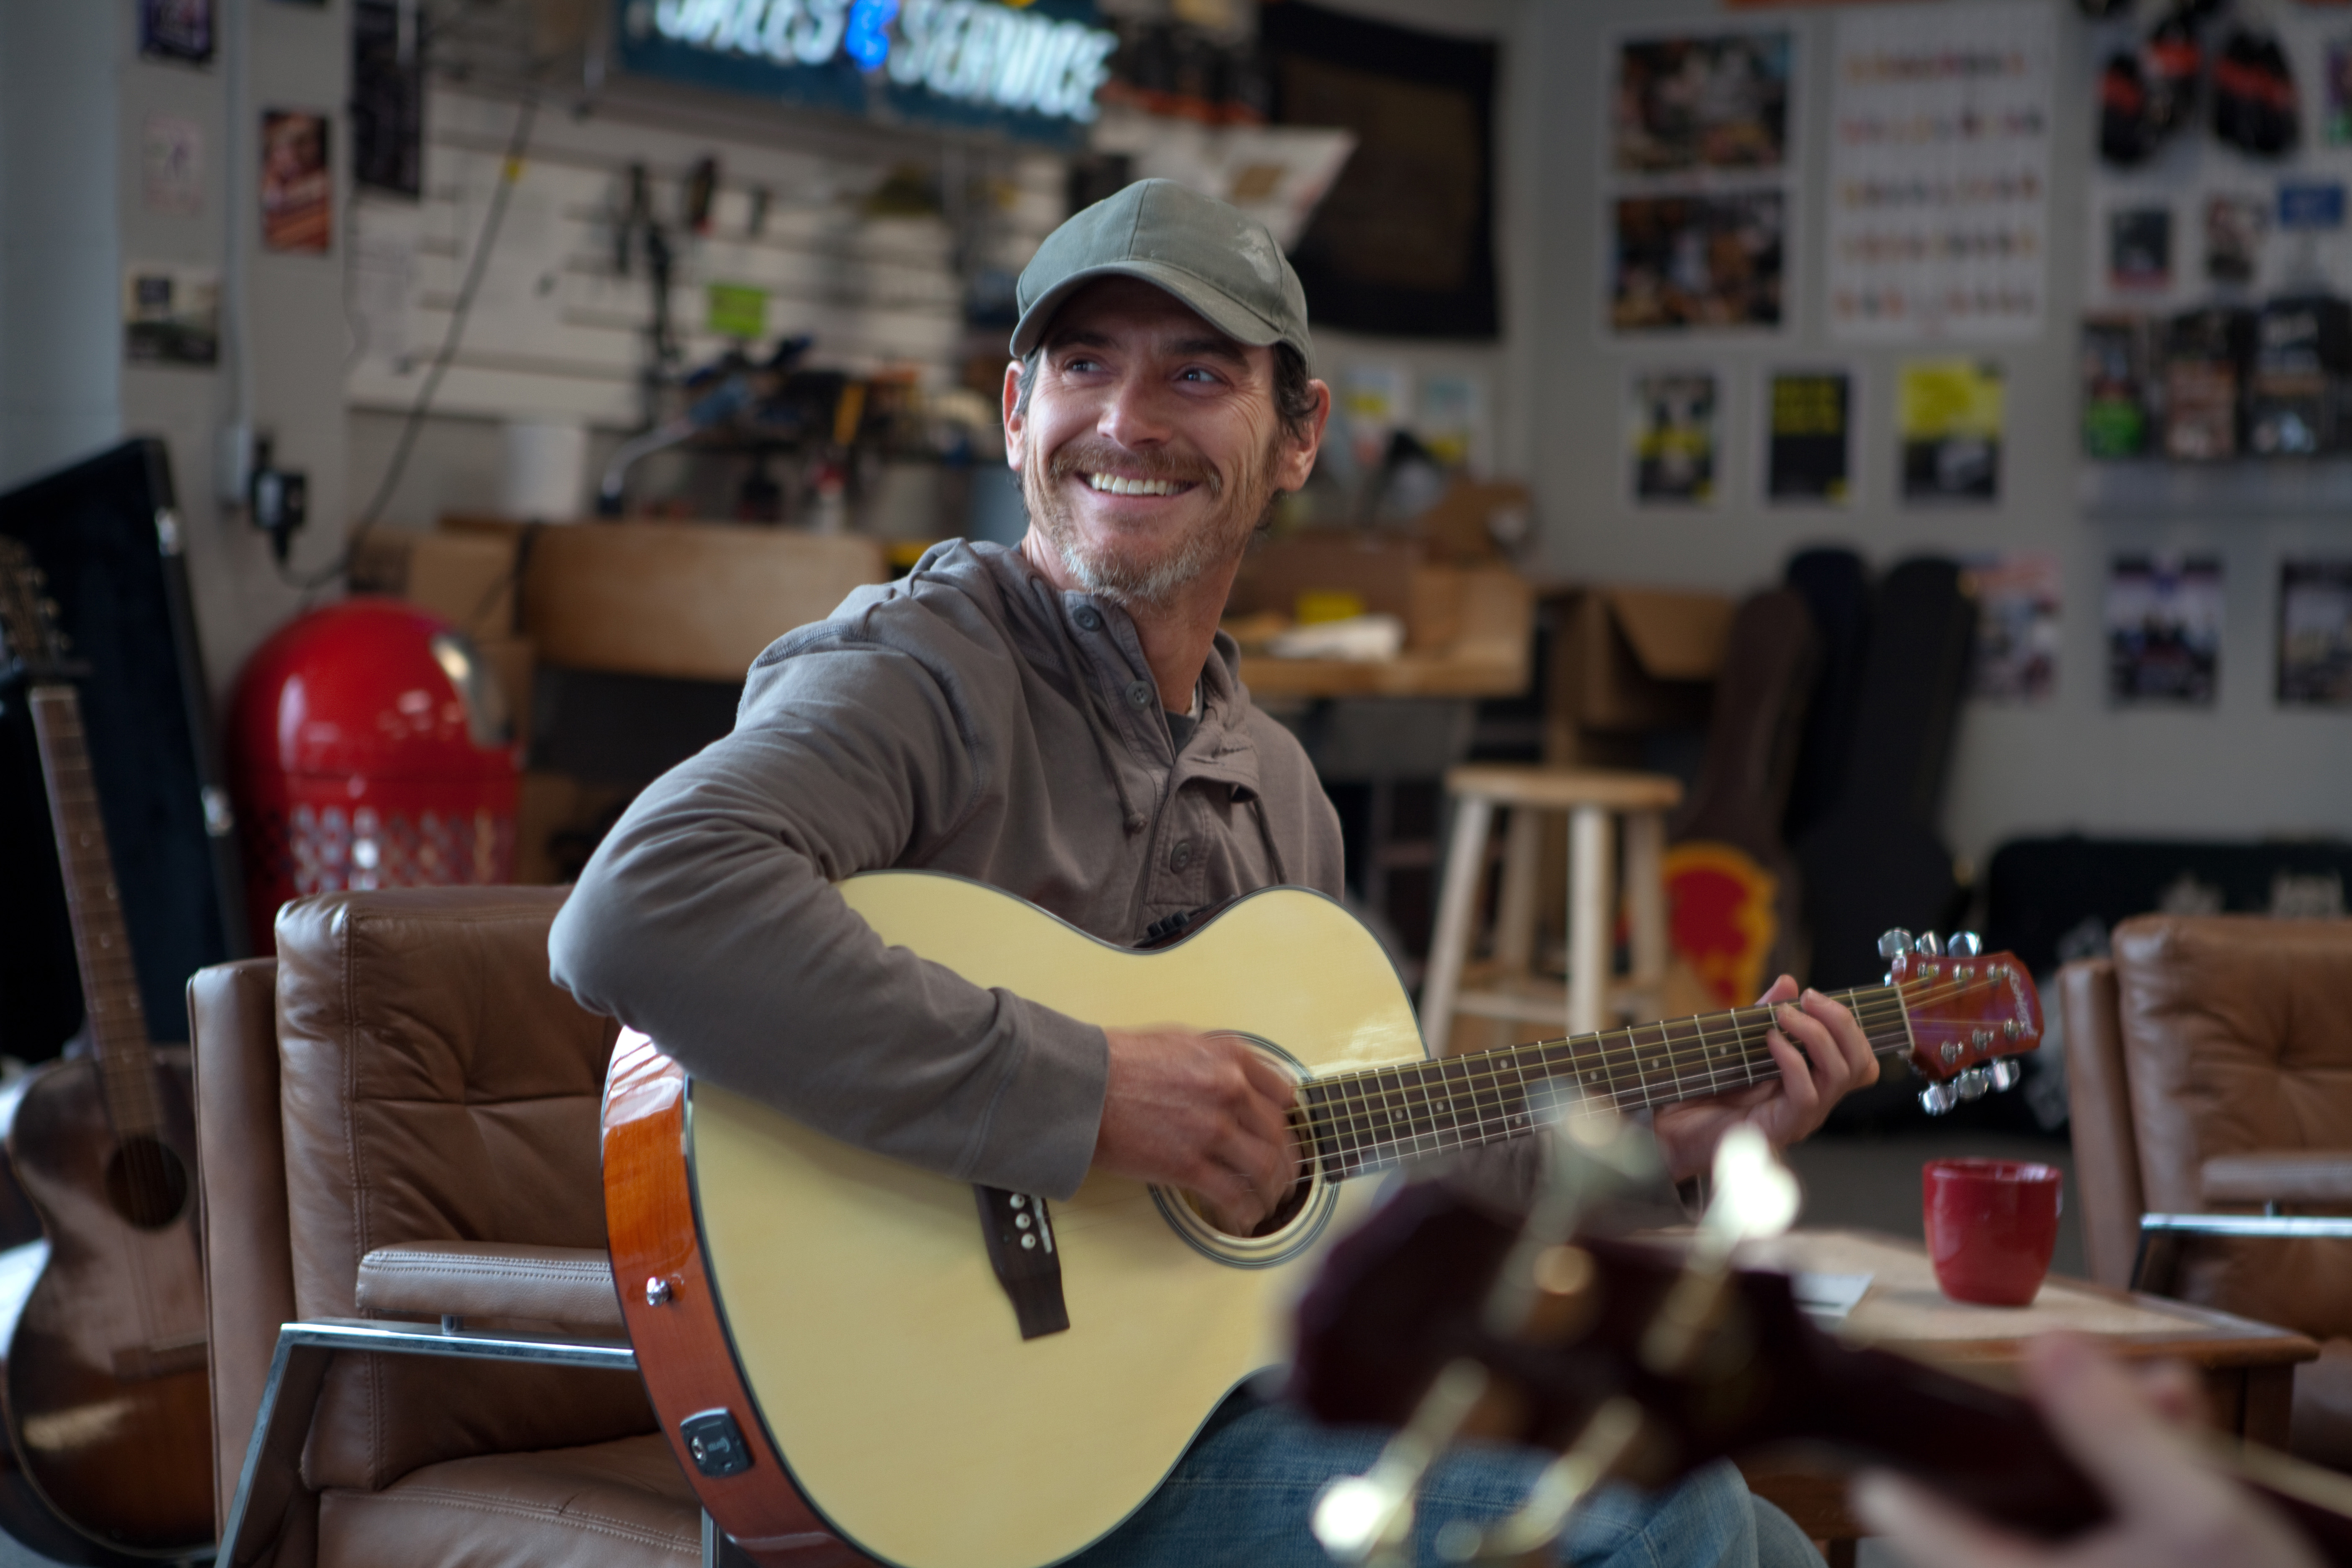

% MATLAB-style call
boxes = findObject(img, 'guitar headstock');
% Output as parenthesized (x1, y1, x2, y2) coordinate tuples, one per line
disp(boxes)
(1878, 928, 2044, 1114)
(0, 536, 71, 687)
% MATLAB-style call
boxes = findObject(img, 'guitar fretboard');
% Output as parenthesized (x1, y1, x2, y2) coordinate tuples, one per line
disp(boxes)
(1299, 985, 1914, 1179)
(28, 688, 163, 1139)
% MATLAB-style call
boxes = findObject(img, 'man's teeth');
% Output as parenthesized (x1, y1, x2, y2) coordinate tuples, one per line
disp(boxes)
(1086, 473, 1184, 497)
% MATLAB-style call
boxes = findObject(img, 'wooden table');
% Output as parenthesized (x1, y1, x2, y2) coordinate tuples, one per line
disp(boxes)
(1732, 1229, 2320, 1565)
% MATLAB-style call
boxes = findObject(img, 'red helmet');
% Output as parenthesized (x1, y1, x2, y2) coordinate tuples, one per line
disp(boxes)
(230, 598, 518, 952)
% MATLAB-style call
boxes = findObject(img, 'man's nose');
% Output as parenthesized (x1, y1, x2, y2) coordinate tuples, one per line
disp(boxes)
(1096, 370, 1174, 449)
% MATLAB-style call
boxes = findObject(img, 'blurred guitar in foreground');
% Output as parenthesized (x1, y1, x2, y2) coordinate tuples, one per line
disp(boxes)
(1289, 1117, 2352, 1567)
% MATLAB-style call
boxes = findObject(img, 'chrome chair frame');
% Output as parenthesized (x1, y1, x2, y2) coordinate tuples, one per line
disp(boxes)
(2132, 1212, 2352, 1295)
(217, 1319, 733, 1568)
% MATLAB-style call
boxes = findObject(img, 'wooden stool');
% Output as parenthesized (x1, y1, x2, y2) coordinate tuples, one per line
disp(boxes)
(1419, 763, 1683, 1054)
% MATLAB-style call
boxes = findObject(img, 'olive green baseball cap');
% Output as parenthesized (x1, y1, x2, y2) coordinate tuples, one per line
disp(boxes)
(1011, 178, 1314, 374)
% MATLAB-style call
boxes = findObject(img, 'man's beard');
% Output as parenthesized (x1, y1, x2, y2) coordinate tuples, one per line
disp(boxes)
(1023, 433, 1278, 609)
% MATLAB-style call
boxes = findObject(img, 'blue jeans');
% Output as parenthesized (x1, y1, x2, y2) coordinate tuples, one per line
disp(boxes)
(1069, 1393, 1816, 1568)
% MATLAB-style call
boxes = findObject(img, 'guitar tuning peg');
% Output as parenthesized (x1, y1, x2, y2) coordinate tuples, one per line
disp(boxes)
(1876, 929, 1913, 960)
(1913, 932, 1943, 957)
(1947, 931, 1983, 957)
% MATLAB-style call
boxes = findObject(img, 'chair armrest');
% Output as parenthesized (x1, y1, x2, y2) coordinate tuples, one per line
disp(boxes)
(2201, 1151, 2352, 1207)
(355, 1243, 623, 1333)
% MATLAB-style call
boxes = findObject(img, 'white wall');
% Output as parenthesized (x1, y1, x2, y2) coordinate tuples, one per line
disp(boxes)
(0, 3, 123, 487)
(113, 0, 351, 704)
(1512, 0, 2352, 869)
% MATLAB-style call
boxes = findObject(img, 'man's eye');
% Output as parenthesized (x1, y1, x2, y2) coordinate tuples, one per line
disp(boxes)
(1179, 367, 1219, 383)
(1063, 357, 1102, 374)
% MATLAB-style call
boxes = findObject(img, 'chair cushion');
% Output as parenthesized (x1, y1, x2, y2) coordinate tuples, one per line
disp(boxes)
(317, 1434, 698, 1568)
(356, 1243, 625, 1333)
(2293, 1338, 2352, 1472)
(274, 887, 652, 1491)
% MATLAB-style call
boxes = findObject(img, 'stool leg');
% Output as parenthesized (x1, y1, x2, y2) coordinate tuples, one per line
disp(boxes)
(1625, 808, 1667, 1018)
(1421, 796, 1494, 1056)
(1567, 804, 1611, 1037)
(1494, 807, 1542, 977)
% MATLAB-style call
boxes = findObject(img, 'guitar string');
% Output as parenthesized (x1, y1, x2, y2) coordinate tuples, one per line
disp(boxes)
(1293, 980, 1953, 1166)
(1294, 983, 1975, 1178)
(1300, 978, 1941, 1136)
(1304, 971, 1982, 1124)
(1287, 973, 2012, 1179)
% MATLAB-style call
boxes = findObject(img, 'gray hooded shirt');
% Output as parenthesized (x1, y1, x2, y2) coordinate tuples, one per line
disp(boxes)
(549, 539, 1346, 1202)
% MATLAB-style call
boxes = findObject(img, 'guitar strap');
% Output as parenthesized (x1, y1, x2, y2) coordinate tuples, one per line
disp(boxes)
(973, 1186, 1069, 1338)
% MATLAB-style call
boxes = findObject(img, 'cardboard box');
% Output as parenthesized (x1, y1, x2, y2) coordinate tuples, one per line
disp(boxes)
(348, 528, 520, 639)
(1231, 531, 1488, 654)
(1544, 586, 1733, 763)
(447, 517, 887, 682)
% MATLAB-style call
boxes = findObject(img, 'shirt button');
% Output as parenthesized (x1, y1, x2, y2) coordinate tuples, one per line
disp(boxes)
(1170, 840, 1194, 871)
(1074, 606, 1102, 631)
(1125, 680, 1153, 709)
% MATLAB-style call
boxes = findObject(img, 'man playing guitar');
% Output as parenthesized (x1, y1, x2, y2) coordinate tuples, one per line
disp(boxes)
(552, 180, 1879, 1567)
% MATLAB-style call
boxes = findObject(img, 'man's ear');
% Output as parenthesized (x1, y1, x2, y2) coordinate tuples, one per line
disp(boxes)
(1276, 378, 1333, 493)
(1001, 359, 1026, 470)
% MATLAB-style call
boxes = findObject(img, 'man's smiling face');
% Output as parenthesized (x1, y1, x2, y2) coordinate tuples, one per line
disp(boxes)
(1004, 277, 1323, 609)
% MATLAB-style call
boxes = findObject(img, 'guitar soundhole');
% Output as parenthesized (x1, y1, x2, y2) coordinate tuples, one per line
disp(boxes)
(1183, 1167, 1313, 1240)
(103, 1136, 190, 1230)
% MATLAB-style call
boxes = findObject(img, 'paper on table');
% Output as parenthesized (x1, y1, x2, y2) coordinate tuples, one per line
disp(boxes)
(1792, 1271, 1872, 1329)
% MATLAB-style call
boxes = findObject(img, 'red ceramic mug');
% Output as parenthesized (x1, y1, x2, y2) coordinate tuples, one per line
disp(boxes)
(1922, 1158, 2063, 1306)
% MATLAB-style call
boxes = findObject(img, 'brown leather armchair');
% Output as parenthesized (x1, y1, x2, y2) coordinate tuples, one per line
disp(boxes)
(188, 886, 703, 1566)
(2063, 913, 2352, 1469)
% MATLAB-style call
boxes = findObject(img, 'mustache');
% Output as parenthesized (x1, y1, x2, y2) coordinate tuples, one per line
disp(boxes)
(1044, 438, 1220, 495)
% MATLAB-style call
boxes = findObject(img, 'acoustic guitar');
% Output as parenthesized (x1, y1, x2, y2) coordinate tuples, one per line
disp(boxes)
(603, 870, 2043, 1568)
(0, 537, 211, 1559)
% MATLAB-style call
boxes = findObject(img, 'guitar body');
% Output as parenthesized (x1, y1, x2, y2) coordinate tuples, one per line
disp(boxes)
(606, 871, 1424, 1568)
(0, 1049, 210, 1558)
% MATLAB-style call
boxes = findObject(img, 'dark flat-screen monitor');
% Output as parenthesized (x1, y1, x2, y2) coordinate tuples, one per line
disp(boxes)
(0, 438, 243, 1060)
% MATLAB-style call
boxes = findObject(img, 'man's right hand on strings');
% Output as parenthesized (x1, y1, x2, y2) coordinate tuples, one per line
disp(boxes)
(1093, 1028, 1301, 1235)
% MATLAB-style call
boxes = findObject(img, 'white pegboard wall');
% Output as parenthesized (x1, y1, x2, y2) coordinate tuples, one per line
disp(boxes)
(348, 87, 1067, 427)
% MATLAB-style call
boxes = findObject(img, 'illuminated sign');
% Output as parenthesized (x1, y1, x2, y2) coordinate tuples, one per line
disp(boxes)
(619, 0, 1116, 139)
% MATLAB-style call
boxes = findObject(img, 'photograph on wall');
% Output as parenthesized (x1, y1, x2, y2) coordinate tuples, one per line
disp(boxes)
(260, 110, 332, 253)
(1610, 191, 1784, 333)
(1763, 368, 1852, 505)
(1897, 358, 2003, 503)
(2107, 554, 2223, 707)
(1611, 31, 1792, 175)
(2206, 193, 2267, 284)
(142, 114, 204, 217)
(2331, 39, 2352, 146)
(1627, 369, 1721, 505)
(2108, 207, 2172, 292)
(1826, 0, 2055, 343)
(122, 264, 219, 367)
(2278, 559, 2352, 707)
(139, 0, 214, 64)
(2081, 316, 2150, 458)
(353, 0, 426, 198)
(1963, 552, 2061, 703)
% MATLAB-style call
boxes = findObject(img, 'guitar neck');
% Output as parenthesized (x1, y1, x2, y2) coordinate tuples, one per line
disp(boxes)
(27, 686, 162, 1137)
(1302, 985, 1913, 1179)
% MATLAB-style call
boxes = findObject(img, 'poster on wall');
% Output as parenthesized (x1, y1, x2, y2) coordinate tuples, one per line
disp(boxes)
(1963, 551, 2060, 702)
(1763, 368, 1853, 505)
(139, 0, 214, 64)
(1609, 192, 1786, 333)
(2107, 554, 2223, 707)
(353, 0, 426, 199)
(260, 110, 332, 253)
(1627, 369, 1721, 505)
(121, 264, 219, 366)
(2279, 559, 2352, 707)
(1610, 31, 1792, 176)
(1826, 0, 2055, 343)
(2108, 207, 2173, 292)
(142, 115, 204, 217)
(1897, 358, 2003, 503)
